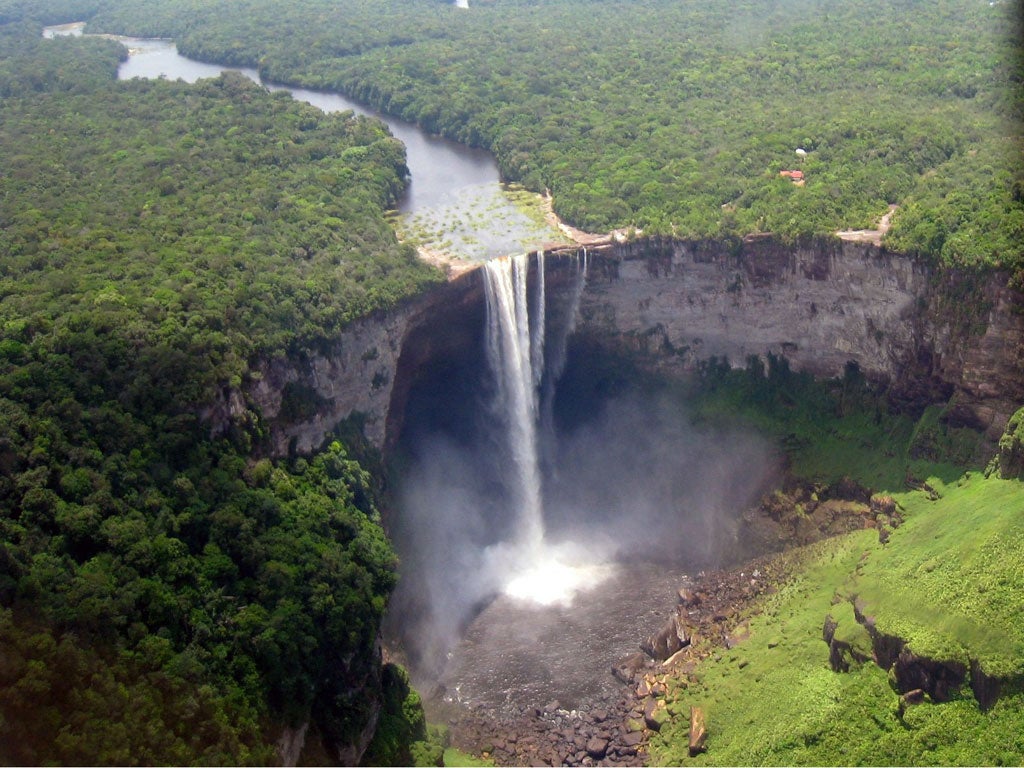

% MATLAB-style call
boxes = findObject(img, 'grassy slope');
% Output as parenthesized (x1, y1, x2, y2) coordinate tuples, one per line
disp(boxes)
(644, 365, 1024, 765)
(857, 475, 1024, 679)
(651, 466, 1024, 765)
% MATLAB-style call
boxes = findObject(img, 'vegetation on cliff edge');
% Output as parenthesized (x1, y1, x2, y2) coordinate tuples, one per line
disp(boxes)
(0, 24, 438, 763)
(15, 0, 1019, 279)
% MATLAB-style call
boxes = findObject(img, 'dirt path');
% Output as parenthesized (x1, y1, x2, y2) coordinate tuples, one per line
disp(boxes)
(837, 204, 898, 245)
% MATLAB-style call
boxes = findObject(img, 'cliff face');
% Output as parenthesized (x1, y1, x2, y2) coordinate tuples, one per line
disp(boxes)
(232, 237, 1022, 456)
(247, 309, 410, 456)
(222, 237, 1020, 762)
(576, 237, 1024, 439)
(226, 276, 481, 456)
(925, 274, 1024, 437)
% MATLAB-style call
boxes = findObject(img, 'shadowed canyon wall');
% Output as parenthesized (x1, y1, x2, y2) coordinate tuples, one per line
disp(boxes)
(575, 237, 1023, 440)
(219, 237, 1022, 457)
(205, 236, 1021, 762)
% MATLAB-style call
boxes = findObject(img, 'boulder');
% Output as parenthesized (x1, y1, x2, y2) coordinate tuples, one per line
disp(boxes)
(677, 587, 701, 607)
(626, 717, 646, 733)
(612, 652, 652, 684)
(724, 622, 751, 649)
(621, 730, 646, 748)
(689, 706, 708, 756)
(897, 688, 927, 718)
(585, 737, 609, 759)
(644, 698, 671, 731)
(641, 614, 690, 661)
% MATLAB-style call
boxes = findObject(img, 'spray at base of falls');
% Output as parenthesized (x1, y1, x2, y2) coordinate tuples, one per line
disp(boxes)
(482, 251, 613, 607)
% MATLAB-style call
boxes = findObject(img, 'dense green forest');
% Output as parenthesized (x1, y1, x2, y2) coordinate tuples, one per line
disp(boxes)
(0, 0, 1022, 764)
(9, 0, 1019, 278)
(0, 23, 440, 763)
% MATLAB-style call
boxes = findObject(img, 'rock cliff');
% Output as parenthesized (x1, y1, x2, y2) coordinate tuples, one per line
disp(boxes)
(230, 236, 1021, 457)
(236, 276, 483, 456)
(575, 237, 1023, 440)
(216, 236, 1020, 762)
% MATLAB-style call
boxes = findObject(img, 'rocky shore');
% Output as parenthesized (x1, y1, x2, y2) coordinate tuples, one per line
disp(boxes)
(441, 555, 793, 766)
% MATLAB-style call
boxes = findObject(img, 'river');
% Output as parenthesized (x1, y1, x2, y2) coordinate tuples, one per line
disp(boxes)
(44, 24, 566, 261)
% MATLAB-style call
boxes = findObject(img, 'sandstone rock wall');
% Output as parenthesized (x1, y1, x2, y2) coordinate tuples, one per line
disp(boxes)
(247, 308, 410, 456)
(219, 236, 1021, 458)
(236, 272, 485, 456)
(576, 237, 1023, 438)
(579, 238, 926, 382)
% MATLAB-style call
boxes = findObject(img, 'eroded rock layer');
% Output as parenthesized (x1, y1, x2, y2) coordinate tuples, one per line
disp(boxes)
(223, 237, 1022, 456)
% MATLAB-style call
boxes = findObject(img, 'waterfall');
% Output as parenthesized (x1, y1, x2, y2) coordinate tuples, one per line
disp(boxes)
(530, 251, 546, 390)
(483, 249, 608, 606)
(483, 252, 545, 549)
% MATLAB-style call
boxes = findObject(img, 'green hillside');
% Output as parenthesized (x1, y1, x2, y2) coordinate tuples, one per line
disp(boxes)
(651, 474, 1024, 766)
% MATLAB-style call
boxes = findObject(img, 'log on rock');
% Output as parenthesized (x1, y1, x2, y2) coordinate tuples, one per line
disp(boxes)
(689, 706, 708, 757)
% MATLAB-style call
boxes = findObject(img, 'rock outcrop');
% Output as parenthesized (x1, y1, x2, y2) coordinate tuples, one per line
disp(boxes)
(575, 237, 1023, 439)
(823, 595, 1021, 712)
(641, 614, 690, 662)
(688, 706, 708, 757)
(203, 236, 1021, 461)
(993, 406, 1024, 479)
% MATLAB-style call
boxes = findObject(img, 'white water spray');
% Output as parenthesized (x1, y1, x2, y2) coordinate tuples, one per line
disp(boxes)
(483, 251, 611, 606)
(483, 252, 545, 549)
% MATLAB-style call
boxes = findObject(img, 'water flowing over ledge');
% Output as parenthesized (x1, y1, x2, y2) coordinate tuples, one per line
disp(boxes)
(482, 253, 614, 608)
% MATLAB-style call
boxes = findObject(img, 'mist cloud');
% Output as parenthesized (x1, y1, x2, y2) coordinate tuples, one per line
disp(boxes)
(386, 384, 777, 683)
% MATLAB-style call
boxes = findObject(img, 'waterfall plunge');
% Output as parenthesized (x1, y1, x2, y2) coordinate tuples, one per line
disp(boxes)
(483, 252, 545, 549)
(482, 251, 612, 607)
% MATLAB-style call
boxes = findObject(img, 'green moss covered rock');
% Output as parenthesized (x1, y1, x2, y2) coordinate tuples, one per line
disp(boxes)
(995, 407, 1024, 480)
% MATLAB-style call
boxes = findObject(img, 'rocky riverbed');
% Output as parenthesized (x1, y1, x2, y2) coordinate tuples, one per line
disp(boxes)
(438, 555, 794, 766)
(431, 478, 883, 766)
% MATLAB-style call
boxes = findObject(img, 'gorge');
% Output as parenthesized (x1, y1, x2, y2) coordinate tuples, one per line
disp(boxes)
(234, 234, 1023, 762)
(12, 17, 1024, 766)
(244, 237, 1023, 461)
